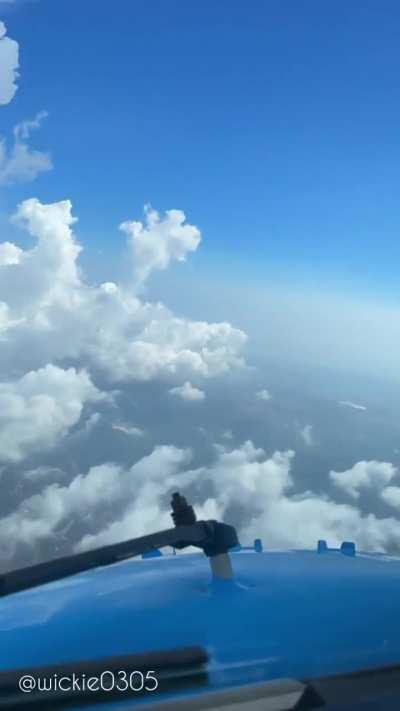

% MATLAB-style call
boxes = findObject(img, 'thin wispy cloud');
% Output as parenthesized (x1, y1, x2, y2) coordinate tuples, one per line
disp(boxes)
(0, 112, 52, 185)
(300, 424, 314, 447)
(256, 389, 272, 402)
(112, 424, 145, 437)
(339, 401, 367, 412)
(0, 0, 34, 8)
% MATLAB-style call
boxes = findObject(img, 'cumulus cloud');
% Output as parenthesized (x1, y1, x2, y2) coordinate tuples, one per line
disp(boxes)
(0, 197, 246, 477)
(330, 460, 397, 499)
(3, 440, 400, 564)
(0, 365, 102, 463)
(195, 445, 400, 554)
(338, 401, 367, 411)
(256, 389, 271, 401)
(0, 445, 192, 560)
(120, 205, 201, 284)
(0, 21, 19, 105)
(0, 198, 246, 385)
(169, 381, 205, 402)
(0, 112, 52, 185)
(381, 486, 400, 510)
(300, 424, 313, 447)
(0, 189, 247, 561)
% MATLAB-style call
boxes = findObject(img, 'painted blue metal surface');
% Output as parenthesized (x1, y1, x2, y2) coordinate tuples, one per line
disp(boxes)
(1, 546, 400, 708)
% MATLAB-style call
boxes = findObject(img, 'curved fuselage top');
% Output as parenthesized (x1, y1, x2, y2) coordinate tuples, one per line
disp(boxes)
(1, 548, 400, 705)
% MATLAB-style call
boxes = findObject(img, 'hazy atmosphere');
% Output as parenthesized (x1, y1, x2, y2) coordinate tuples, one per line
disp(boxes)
(2, 0, 400, 570)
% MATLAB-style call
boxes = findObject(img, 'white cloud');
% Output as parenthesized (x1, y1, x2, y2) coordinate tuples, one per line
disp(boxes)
(0, 112, 52, 185)
(0, 445, 192, 560)
(0, 198, 246, 467)
(222, 429, 234, 440)
(120, 205, 201, 284)
(13, 113, 48, 142)
(0, 21, 19, 105)
(300, 424, 313, 447)
(0, 241, 22, 265)
(194, 444, 400, 553)
(169, 381, 205, 402)
(330, 460, 397, 499)
(74, 443, 398, 556)
(81, 412, 101, 434)
(381, 486, 400, 510)
(256, 389, 271, 401)
(23, 466, 64, 481)
(0, 365, 103, 463)
(112, 423, 144, 437)
(339, 401, 367, 412)
(243, 493, 400, 554)
(0, 198, 246, 386)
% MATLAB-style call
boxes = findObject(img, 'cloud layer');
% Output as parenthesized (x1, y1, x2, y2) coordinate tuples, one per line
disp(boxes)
(2, 439, 400, 564)
(1, 196, 399, 567)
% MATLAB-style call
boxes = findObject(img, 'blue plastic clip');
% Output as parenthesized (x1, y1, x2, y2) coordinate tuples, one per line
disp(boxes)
(340, 541, 356, 557)
(141, 549, 163, 559)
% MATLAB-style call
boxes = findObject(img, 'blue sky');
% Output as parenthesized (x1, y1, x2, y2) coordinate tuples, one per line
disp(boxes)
(3, 0, 400, 298)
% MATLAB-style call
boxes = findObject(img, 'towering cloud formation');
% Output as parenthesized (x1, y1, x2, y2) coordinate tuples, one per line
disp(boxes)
(0, 198, 246, 463)
(0, 21, 19, 105)
(0, 199, 246, 384)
